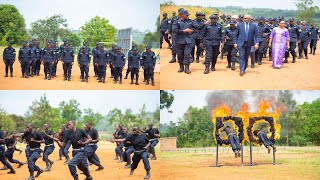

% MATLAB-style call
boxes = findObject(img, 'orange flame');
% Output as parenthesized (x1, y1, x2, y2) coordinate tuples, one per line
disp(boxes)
(211, 99, 282, 144)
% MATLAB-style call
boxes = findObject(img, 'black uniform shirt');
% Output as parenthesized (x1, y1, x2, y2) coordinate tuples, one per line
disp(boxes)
(145, 128, 159, 139)
(42, 130, 54, 145)
(64, 129, 88, 149)
(23, 131, 43, 148)
(85, 128, 98, 141)
(125, 134, 149, 151)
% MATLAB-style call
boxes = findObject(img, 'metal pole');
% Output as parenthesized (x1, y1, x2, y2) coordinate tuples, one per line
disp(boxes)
(250, 142, 253, 166)
(216, 143, 219, 167)
(273, 146, 276, 165)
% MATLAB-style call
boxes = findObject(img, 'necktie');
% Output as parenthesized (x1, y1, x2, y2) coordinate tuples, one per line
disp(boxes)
(245, 23, 249, 41)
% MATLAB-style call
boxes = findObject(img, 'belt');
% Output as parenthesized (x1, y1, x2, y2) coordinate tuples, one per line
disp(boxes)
(72, 147, 85, 151)
(149, 138, 158, 141)
(134, 150, 146, 153)
(30, 148, 40, 151)
(0, 144, 5, 147)
(228, 133, 236, 136)
(45, 144, 54, 147)
(87, 143, 97, 146)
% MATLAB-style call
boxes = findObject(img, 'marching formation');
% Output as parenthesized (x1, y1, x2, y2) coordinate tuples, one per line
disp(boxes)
(0, 122, 160, 180)
(161, 8, 320, 76)
(2, 40, 157, 86)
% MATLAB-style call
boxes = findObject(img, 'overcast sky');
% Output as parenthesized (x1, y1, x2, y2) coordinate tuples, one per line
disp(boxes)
(168, 0, 320, 10)
(0, 90, 159, 116)
(1, 0, 159, 31)
(160, 90, 320, 124)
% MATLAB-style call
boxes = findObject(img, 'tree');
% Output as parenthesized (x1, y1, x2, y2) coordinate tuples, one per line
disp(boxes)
(277, 90, 297, 145)
(80, 16, 116, 47)
(0, 4, 28, 45)
(25, 94, 62, 131)
(0, 108, 16, 132)
(30, 14, 69, 45)
(295, 0, 319, 23)
(66, 32, 82, 48)
(143, 32, 158, 46)
(9, 114, 26, 132)
(81, 108, 104, 128)
(162, 106, 213, 147)
(160, 0, 175, 6)
(160, 90, 174, 111)
(59, 99, 82, 123)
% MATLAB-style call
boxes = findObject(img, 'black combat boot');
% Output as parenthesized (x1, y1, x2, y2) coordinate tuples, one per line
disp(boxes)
(144, 170, 151, 179)
(184, 65, 191, 74)
(258, 57, 262, 65)
(292, 56, 296, 63)
(283, 57, 288, 63)
(227, 61, 231, 68)
(151, 78, 155, 86)
(177, 63, 184, 73)
(309, 49, 312, 54)
(204, 64, 209, 74)
(211, 64, 215, 71)
(231, 62, 236, 70)
(135, 76, 139, 85)
(169, 55, 176, 63)
(130, 79, 134, 84)
(313, 49, 316, 55)
(146, 79, 149, 85)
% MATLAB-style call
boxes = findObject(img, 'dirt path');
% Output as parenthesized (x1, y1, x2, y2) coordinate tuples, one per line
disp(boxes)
(160, 42, 320, 90)
(0, 58, 160, 90)
(0, 141, 160, 180)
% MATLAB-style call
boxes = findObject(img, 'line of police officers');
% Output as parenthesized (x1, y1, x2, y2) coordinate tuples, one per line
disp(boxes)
(160, 9, 320, 74)
(3, 40, 157, 86)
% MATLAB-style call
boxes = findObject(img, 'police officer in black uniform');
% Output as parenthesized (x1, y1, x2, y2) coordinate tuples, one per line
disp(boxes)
(17, 123, 44, 180)
(34, 42, 42, 76)
(160, 13, 171, 49)
(224, 20, 238, 70)
(4, 132, 24, 168)
(173, 9, 199, 74)
(96, 44, 109, 83)
(41, 124, 55, 171)
(309, 24, 319, 55)
(108, 45, 117, 79)
(145, 123, 160, 160)
(298, 23, 310, 59)
(112, 127, 151, 179)
(61, 43, 74, 81)
(42, 43, 54, 80)
(51, 41, 60, 77)
(18, 41, 32, 78)
(168, 11, 180, 63)
(3, 42, 16, 77)
(121, 128, 134, 168)
(112, 47, 126, 84)
(0, 127, 16, 174)
(256, 16, 271, 65)
(92, 42, 100, 78)
(84, 122, 104, 171)
(141, 46, 156, 86)
(128, 48, 141, 85)
(78, 47, 91, 82)
(203, 14, 224, 74)
(29, 41, 38, 77)
(285, 18, 300, 63)
(54, 120, 93, 180)
(125, 44, 137, 79)
(191, 12, 206, 63)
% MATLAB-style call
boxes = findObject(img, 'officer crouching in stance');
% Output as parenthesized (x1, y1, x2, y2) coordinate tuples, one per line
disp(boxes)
(111, 127, 151, 179)
(54, 120, 93, 180)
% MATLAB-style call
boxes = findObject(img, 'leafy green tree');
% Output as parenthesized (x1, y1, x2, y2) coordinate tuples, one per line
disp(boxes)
(30, 14, 69, 45)
(160, 90, 174, 111)
(81, 108, 104, 127)
(80, 16, 116, 47)
(143, 32, 158, 46)
(0, 108, 16, 132)
(162, 106, 213, 147)
(59, 99, 82, 123)
(295, 0, 319, 23)
(25, 94, 62, 131)
(66, 32, 82, 48)
(9, 114, 26, 132)
(0, 4, 28, 45)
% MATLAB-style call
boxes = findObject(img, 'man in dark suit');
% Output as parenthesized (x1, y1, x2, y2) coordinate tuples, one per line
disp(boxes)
(234, 14, 259, 76)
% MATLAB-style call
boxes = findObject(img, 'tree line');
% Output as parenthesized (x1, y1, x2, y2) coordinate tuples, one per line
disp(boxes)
(0, 4, 159, 51)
